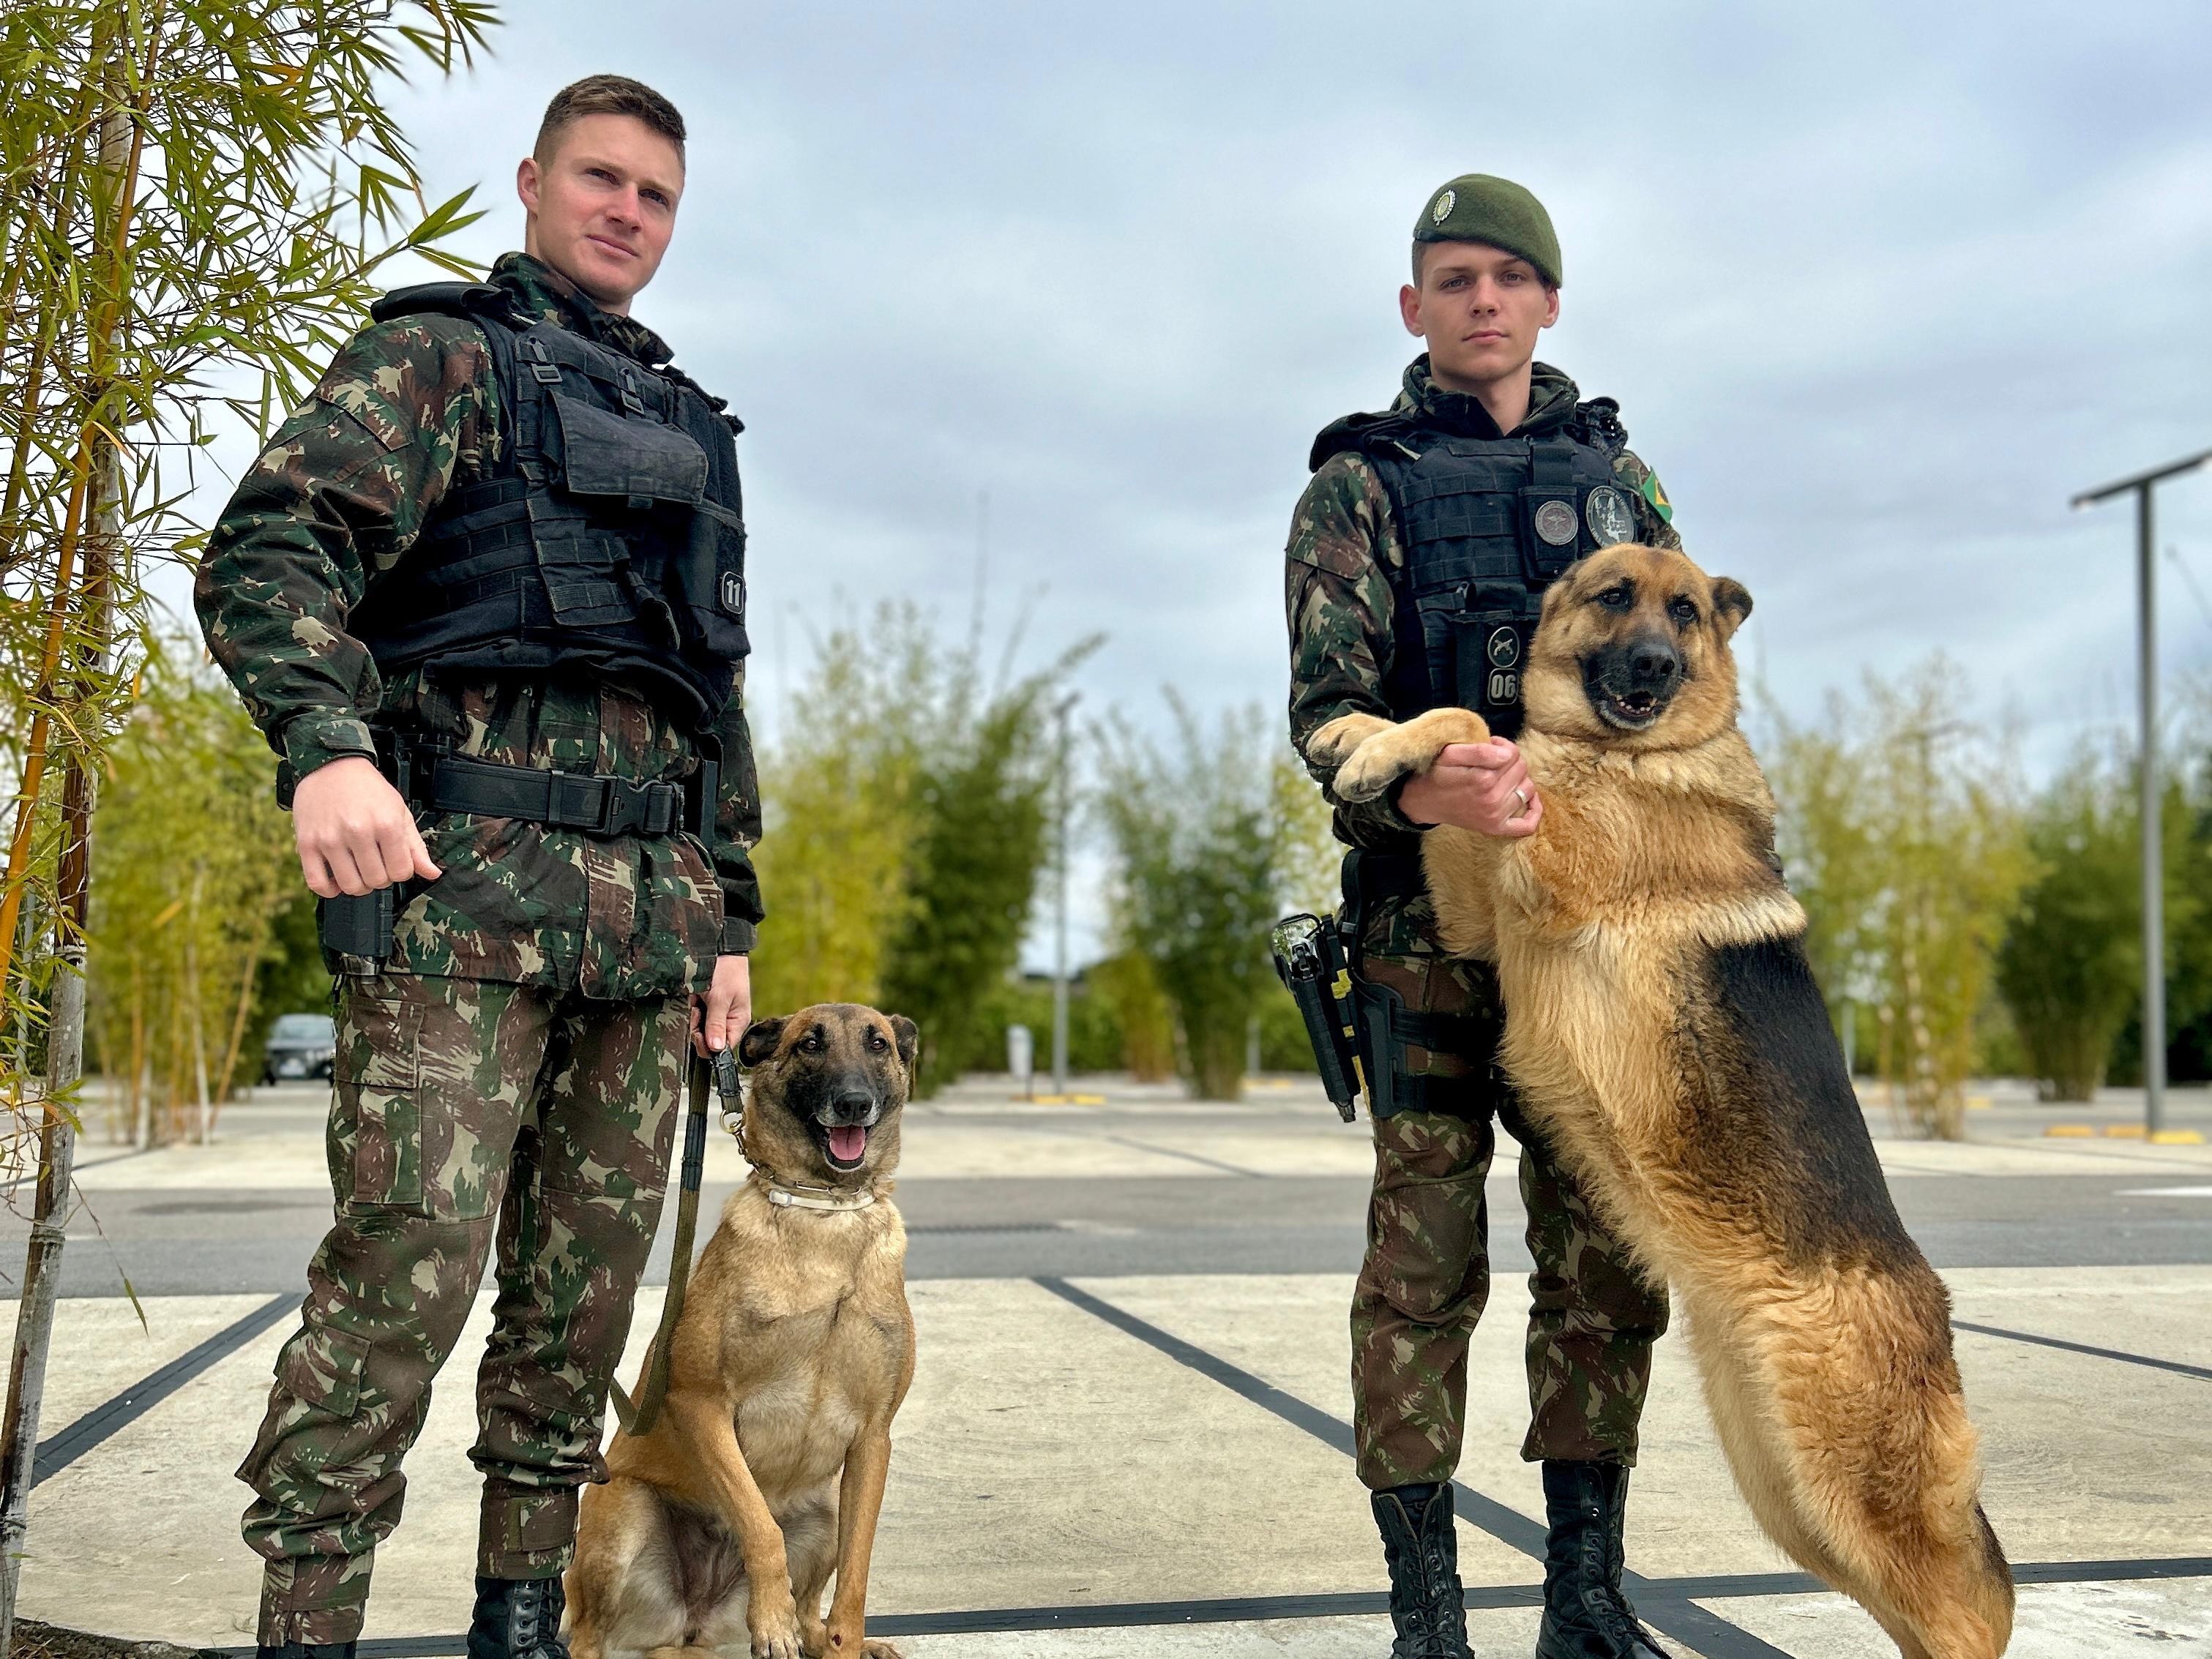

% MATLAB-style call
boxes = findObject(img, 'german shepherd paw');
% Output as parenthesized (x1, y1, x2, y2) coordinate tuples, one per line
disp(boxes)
(1330, 708, 1492, 803)
(1306, 713, 1392, 768)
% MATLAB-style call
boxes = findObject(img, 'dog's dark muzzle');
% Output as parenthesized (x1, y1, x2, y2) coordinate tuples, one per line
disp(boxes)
(1584, 635, 1682, 730)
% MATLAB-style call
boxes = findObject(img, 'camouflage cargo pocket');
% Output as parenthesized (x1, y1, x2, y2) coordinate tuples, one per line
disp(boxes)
(1363, 1114, 1491, 1322)
(333, 992, 425, 1214)
(273, 1320, 373, 1420)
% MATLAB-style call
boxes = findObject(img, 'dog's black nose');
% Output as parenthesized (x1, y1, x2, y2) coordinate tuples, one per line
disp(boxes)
(830, 1087, 876, 1124)
(1629, 641, 1680, 684)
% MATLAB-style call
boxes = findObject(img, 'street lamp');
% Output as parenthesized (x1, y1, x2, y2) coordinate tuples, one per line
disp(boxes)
(1050, 692, 1080, 1098)
(2071, 444, 2212, 1139)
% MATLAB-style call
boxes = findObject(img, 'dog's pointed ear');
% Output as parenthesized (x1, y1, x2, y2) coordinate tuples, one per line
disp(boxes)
(1711, 576, 1753, 640)
(887, 1014, 919, 1072)
(738, 1016, 785, 1068)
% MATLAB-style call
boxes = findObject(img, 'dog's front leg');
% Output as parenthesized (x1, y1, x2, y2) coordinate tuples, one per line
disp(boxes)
(667, 1392, 805, 1659)
(822, 1420, 898, 1657)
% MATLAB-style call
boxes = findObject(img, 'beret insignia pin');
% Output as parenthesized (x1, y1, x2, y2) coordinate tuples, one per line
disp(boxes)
(1431, 189, 1455, 224)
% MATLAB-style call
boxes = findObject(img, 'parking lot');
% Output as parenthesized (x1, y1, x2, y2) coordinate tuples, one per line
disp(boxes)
(5, 1076, 2210, 1656)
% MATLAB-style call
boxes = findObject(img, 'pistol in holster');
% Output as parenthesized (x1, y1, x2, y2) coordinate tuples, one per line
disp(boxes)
(1270, 912, 1364, 1122)
(277, 733, 411, 976)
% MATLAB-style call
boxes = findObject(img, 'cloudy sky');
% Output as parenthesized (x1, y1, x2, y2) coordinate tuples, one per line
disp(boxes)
(176, 1, 2212, 965)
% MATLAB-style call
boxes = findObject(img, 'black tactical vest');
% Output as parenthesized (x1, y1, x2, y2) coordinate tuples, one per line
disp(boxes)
(348, 282, 750, 730)
(1312, 401, 1633, 739)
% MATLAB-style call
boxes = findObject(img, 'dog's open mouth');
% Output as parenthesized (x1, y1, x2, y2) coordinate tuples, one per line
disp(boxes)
(1602, 688, 1664, 729)
(823, 1125, 868, 1171)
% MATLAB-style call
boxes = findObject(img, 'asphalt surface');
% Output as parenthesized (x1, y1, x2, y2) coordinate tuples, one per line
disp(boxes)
(18, 1082, 2212, 1297)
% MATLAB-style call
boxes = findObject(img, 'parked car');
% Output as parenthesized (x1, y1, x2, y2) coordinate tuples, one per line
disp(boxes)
(261, 1012, 337, 1084)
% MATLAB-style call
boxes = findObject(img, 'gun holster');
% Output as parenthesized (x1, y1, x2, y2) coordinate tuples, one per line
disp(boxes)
(278, 733, 414, 975)
(1350, 975, 1505, 1120)
(1270, 913, 1362, 1122)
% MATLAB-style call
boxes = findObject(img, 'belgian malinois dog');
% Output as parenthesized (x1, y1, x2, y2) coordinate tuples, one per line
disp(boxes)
(567, 1003, 918, 1659)
(1310, 544, 2013, 1659)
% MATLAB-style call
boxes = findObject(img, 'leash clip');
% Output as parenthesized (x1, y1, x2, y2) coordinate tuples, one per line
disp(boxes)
(712, 1045, 745, 1137)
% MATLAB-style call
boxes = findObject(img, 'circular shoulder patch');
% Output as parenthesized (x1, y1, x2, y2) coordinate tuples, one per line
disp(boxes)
(1533, 499, 1579, 547)
(1432, 188, 1456, 225)
(1585, 486, 1634, 548)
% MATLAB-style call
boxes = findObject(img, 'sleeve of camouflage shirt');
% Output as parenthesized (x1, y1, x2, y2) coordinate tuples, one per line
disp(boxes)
(1285, 452, 1434, 842)
(1613, 444, 1681, 550)
(709, 663, 765, 954)
(193, 317, 494, 779)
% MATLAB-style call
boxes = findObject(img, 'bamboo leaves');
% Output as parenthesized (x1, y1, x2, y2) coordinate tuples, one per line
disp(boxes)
(0, 1, 500, 1130)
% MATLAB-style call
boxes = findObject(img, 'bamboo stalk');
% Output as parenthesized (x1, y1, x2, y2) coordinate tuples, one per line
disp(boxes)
(213, 901, 273, 1111)
(0, 9, 153, 1005)
(0, 39, 130, 1643)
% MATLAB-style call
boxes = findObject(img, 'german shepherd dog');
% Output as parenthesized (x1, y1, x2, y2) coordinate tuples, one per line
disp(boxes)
(567, 1004, 918, 1659)
(1309, 544, 2013, 1659)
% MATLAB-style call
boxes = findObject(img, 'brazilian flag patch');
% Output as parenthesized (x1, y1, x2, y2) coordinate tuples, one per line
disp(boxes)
(1640, 471, 1673, 525)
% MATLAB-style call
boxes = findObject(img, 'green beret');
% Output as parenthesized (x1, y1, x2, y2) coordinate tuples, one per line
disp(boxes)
(1412, 174, 1561, 288)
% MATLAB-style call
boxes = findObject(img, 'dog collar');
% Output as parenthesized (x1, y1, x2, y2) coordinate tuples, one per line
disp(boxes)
(757, 1176, 878, 1213)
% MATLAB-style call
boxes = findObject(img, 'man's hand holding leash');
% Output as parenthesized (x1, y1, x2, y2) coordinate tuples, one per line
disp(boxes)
(694, 952, 752, 1058)
(1397, 736, 1543, 837)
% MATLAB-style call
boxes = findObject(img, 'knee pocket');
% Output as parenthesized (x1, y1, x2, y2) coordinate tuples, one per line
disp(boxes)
(1364, 1176, 1487, 1324)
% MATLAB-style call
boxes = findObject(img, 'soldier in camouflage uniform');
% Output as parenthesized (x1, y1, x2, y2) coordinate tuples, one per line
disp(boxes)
(1285, 176, 1678, 1659)
(195, 78, 758, 1659)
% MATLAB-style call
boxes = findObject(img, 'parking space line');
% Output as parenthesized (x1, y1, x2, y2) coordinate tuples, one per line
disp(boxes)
(1033, 1276, 1793, 1659)
(1954, 1319, 2212, 1382)
(32, 1292, 296, 1486)
(196, 1555, 2212, 1656)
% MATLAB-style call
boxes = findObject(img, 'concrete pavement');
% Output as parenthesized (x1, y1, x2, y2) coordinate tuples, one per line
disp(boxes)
(7, 1076, 2210, 1655)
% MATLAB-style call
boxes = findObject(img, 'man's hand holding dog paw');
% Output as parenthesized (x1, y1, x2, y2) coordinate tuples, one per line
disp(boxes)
(1397, 738, 1543, 838)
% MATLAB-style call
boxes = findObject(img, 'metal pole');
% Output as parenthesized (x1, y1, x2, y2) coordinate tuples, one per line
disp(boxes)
(1050, 695, 1075, 1098)
(2070, 446, 2211, 1138)
(2137, 484, 2165, 1138)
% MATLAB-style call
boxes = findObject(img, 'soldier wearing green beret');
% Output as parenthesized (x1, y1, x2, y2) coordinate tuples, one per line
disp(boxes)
(1284, 174, 1678, 1659)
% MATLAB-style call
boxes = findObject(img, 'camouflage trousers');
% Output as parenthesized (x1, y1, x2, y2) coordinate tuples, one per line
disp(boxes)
(239, 971, 686, 1644)
(1349, 951, 1670, 1491)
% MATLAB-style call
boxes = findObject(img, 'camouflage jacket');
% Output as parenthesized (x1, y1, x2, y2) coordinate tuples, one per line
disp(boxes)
(1285, 356, 1679, 961)
(195, 252, 762, 999)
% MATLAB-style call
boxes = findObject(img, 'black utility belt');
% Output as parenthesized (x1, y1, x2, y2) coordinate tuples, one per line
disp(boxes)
(403, 750, 713, 839)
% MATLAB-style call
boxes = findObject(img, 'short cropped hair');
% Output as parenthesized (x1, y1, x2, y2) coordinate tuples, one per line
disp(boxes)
(534, 75, 687, 167)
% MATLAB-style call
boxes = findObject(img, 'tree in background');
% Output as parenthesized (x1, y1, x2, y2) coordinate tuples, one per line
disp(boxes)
(748, 603, 1093, 1092)
(1761, 659, 2028, 1137)
(1762, 686, 1883, 1055)
(86, 639, 296, 1145)
(1995, 763, 2144, 1100)
(1096, 697, 1331, 1100)
(1085, 950, 1175, 1082)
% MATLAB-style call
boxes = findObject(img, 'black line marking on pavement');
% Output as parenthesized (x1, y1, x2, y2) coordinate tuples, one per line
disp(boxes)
(34, 1291, 295, 1486)
(1034, 1276, 1792, 1659)
(253, 1555, 2212, 1656)
(1955, 1319, 2212, 1382)
(1099, 1134, 1268, 1179)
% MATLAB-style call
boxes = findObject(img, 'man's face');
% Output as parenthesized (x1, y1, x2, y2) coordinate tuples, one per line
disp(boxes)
(517, 113, 684, 315)
(1399, 241, 1559, 392)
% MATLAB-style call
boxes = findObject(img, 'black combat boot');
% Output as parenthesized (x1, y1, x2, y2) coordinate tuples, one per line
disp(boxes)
(1372, 1483, 1473, 1659)
(468, 1574, 569, 1659)
(255, 1645, 355, 1659)
(1535, 1460, 1670, 1658)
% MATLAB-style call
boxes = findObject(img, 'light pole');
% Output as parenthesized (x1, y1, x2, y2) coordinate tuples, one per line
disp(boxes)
(2071, 444, 2212, 1140)
(1050, 692, 1080, 1098)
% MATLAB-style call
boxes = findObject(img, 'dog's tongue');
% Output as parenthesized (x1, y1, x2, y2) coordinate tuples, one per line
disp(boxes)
(829, 1125, 867, 1164)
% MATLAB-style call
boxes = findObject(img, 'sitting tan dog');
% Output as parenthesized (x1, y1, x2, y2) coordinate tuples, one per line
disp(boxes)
(567, 1003, 917, 1659)
(1309, 544, 2012, 1659)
